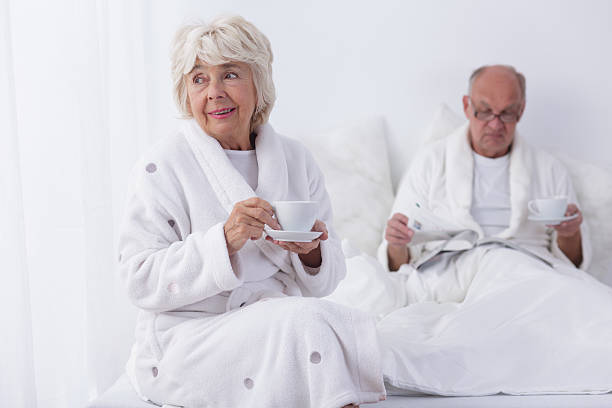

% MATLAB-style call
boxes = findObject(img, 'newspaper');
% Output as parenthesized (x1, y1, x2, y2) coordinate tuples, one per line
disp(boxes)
(407, 202, 553, 270)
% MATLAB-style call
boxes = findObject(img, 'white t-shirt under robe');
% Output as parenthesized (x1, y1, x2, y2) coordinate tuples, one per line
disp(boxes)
(470, 152, 511, 236)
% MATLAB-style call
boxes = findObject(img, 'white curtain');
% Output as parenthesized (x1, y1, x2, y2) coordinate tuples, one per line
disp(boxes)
(0, 0, 158, 406)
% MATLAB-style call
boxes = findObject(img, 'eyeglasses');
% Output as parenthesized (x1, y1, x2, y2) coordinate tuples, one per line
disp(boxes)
(469, 98, 520, 123)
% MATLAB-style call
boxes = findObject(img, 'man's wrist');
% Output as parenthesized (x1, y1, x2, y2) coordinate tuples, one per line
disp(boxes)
(387, 244, 410, 271)
(299, 246, 322, 269)
(557, 229, 581, 243)
(556, 229, 583, 267)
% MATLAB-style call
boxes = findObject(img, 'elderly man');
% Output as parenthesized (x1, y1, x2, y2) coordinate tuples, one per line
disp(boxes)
(375, 65, 612, 396)
(380, 64, 590, 277)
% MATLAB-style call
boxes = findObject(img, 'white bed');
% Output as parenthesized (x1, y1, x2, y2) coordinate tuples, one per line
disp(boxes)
(88, 107, 612, 407)
(373, 393, 612, 407)
(90, 374, 612, 408)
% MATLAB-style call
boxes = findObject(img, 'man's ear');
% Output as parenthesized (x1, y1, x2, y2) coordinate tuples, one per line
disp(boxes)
(462, 95, 470, 119)
(517, 99, 526, 122)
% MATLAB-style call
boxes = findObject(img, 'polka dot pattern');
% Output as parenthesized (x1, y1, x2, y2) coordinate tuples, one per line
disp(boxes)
(167, 282, 179, 294)
(146, 163, 157, 173)
(168, 219, 175, 227)
(310, 351, 321, 364)
(152, 367, 158, 377)
(244, 378, 254, 389)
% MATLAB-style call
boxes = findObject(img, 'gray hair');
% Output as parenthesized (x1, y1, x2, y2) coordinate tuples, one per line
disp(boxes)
(468, 65, 526, 101)
(170, 15, 276, 129)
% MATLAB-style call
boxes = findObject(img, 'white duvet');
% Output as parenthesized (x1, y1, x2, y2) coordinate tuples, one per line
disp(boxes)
(329, 244, 612, 395)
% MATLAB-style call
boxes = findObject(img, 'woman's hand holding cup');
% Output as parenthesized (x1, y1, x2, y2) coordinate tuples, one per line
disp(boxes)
(224, 197, 281, 256)
(267, 219, 328, 269)
(266, 219, 329, 254)
(258, 200, 325, 267)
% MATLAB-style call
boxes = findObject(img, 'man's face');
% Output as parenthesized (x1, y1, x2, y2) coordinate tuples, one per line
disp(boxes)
(462, 68, 525, 158)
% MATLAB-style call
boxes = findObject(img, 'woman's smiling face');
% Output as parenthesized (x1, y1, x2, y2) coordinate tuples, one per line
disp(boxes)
(186, 60, 257, 149)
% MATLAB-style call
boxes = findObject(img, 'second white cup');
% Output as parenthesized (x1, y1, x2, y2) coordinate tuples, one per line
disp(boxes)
(273, 201, 318, 232)
(528, 196, 567, 218)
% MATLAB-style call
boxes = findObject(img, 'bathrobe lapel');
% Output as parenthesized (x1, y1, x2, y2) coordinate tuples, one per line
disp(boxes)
(444, 123, 532, 239)
(182, 119, 294, 273)
(445, 124, 483, 236)
(182, 119, 254, 208)
(498, 134, 531, 239)
(252, 123, 289, 203)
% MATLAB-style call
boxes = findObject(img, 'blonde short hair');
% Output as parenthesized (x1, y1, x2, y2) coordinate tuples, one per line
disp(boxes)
(170, 15, 276, 129)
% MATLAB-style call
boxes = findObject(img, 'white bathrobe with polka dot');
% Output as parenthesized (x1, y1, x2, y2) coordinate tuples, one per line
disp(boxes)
(118, 119, 385, 408)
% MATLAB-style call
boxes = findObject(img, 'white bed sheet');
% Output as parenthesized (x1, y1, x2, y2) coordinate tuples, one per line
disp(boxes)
(372, 393, 612, 408)
(90, 374, 612, 408)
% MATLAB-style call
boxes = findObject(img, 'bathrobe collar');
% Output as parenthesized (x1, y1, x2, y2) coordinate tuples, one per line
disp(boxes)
(182, 119, 294, 271)
(446, 122, 532, 239)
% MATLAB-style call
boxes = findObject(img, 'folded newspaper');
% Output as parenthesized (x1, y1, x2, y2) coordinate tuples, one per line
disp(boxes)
(407, 202, 553, 269)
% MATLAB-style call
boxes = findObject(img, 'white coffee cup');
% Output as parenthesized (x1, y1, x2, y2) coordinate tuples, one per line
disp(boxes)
(272, 201, 317, 232)
(528, 196, 568, 218)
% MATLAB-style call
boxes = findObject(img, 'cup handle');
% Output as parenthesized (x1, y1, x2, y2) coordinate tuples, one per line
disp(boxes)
(270, 209, 283, 230)
(528, 201, 539, 215)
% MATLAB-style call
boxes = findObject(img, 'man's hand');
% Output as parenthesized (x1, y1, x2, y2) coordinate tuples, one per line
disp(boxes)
(266, 220, 329, 269)
(551, 203, 583, 267)
(385, 213, 415, 271)
(224, 197, 281, 256)
(551, 203, 582, 237)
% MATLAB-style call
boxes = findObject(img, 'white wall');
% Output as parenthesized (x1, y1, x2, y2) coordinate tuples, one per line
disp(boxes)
(145, 0, 612, 187)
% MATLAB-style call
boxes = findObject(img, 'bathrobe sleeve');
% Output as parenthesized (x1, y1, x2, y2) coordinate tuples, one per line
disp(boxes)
(288, 148, 347, 297)
(117, 157, 243, 313)
(547, 160, 593, 270)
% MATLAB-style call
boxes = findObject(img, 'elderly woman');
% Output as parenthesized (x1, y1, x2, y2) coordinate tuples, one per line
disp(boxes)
(118, 15, 385, 408)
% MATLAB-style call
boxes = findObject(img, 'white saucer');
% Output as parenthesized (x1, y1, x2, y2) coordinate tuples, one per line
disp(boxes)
(528, 213, 578, 225)
(264, 227, 322, 242)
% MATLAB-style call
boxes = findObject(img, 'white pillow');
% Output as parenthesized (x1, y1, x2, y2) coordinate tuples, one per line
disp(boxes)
(297, 117, 394, 256)
(423, 103, 466, 144)
(424, 104, 612, 285)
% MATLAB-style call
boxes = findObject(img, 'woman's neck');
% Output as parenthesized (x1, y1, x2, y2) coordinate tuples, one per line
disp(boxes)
(218, 133, 253, 150)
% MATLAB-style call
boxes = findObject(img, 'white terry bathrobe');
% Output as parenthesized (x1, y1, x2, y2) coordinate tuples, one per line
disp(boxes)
(378, 122, 592, 276)
(118, 119, 385, 408)
(375, 123, 612, 395)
